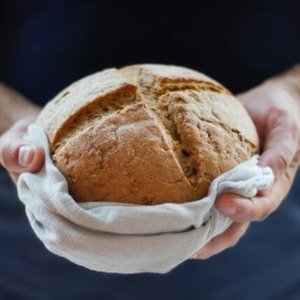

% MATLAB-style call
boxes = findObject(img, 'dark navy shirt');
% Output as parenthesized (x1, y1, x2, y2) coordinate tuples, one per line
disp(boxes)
(0, 1, 300, 299)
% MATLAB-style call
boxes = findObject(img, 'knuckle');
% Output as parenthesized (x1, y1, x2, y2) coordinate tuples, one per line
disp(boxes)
(267, 147, 293, 178)
(235, 203, 247, 216)
(268, 108, 289, 128)
(277, 151, 290, 172)
(285, 118, 300, 143)
(234, 206, 248, 222)
(234, 201, 256, 222)
(256, 197, 273, 221)
(246, 206, 257, 222)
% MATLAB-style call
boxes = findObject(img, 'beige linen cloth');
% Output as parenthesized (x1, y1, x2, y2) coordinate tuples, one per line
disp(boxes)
(17, 124, 274, 274)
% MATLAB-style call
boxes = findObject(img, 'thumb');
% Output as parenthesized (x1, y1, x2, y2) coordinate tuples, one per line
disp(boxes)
(0, 139, 44, 174)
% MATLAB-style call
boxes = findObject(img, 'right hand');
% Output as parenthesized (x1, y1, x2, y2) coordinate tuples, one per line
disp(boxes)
(0, 119, 45, 184)
(192, 79, 300, 260)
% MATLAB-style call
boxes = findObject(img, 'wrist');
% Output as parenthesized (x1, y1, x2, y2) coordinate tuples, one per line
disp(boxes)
(0, 83, 41, 135)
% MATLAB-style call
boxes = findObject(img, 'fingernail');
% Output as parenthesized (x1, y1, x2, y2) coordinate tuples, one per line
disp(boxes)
(220, 206, 236, 216)
(18, 146, 34, 167)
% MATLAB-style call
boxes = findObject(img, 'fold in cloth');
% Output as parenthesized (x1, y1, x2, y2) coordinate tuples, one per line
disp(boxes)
(17, 124, 274, 274)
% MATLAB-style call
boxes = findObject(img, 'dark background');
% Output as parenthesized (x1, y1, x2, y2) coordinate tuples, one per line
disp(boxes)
(0, 1, 300, 299)
(1, 0, 300, 103)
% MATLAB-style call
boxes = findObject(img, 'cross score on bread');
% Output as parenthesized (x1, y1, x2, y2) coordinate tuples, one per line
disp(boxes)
(36, 64, 259, 205)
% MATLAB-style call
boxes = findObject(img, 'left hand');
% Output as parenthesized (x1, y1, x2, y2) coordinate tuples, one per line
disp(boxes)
(192, 79, 300, 259)
(0, 118, 44, 184)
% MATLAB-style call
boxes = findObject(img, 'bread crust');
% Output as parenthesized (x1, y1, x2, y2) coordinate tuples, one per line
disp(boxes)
(36, 64, 259, 204)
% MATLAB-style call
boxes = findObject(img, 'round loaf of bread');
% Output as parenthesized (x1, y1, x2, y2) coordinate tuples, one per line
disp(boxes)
(36, 64, 259, 205)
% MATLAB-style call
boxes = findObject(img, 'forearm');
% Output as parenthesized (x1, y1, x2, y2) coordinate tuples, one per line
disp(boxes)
(0, 83, 41, 135)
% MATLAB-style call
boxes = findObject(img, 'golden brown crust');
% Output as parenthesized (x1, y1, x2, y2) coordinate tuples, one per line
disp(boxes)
(36, 64, 259, 204)
(53, 103, 198, 204)
(36, 69, 138, 152)
(120, 64, 231, 95)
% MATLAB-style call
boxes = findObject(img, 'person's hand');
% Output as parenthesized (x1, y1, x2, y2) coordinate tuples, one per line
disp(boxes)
(192, 80, 300, 259)
(0, 118, 45, 184)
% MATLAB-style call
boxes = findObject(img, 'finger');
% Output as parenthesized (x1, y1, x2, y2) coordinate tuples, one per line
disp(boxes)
(191, 222, 250, 259)
(286, 148, 300, 182)
(216, 194, 274, 222)
(0, 139, 44, 174)
(216, 170, 294, 222)
(259, 111, 299, 180)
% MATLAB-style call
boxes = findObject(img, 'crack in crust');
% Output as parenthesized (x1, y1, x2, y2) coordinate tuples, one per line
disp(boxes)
(142, 96, 199, 188)
(143, 94, 256, 189)
(196, 116, 257, 152)
(38, 65, 259, 203)
(51, 85, 141, 154)
(124, 77, 257, 191)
